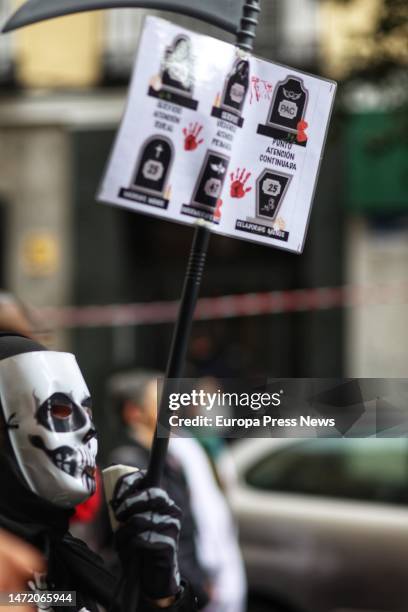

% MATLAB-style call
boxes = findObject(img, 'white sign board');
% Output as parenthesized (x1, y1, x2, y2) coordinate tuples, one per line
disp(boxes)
(99, 16, 336, 254)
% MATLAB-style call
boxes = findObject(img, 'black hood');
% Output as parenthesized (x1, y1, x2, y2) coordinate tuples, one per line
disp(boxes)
(0, 332, 47, 360)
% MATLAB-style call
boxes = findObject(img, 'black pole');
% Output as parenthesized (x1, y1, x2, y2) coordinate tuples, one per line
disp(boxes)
(122, 5, 261, 609)
(146, 0, 261, 489)
(146, 220, 210, 485)
(236, 0, 261, 52)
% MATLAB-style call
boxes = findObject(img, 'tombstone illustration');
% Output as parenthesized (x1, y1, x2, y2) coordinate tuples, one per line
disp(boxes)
(190, 150, 230, 212)
(221, 59, 249, 114)
(269, 77, 307, 129)
(255, 169, 292, 223)
(119, 135, 174, 208)
(149, 34, 198, 110)
(257, 76, 309, 146)
(162, 35, 194, 96)
(132, 136, 173, 194)
(212, 58, 250, 127)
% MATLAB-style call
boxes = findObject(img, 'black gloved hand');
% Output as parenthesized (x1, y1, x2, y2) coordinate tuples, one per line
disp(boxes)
(111, 470, 182, 601)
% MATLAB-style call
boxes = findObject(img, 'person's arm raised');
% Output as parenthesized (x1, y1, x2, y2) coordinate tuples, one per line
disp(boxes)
(110, 470, 198, 610)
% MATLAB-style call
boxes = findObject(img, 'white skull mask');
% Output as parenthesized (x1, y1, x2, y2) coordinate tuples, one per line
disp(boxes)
(0, 350, 98, 508)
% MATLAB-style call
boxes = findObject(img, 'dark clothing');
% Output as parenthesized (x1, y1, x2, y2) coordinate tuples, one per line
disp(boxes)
(0, 450, 197, 612)
(109, 438, 209, 608)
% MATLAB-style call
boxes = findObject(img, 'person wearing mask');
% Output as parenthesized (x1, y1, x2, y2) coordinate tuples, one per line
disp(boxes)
(0, 333, 198, 611)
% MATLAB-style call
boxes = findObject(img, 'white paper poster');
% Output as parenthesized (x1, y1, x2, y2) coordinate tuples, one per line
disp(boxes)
(99, 16, 337, 254)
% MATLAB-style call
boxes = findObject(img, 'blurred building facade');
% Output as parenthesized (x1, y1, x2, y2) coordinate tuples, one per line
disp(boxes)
(320, 0, 408, 377)
(1, 1, 322, 88)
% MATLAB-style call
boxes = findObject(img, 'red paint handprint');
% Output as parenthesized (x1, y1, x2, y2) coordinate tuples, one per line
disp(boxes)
(183, 123, 204, 151)
(230, 168, 252, 198)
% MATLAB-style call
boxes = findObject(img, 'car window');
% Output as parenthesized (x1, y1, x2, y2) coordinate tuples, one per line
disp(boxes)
(245, 439, 408, 505)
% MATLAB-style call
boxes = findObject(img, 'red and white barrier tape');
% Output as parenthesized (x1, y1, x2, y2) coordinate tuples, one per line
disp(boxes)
(28, 282, 408, 330)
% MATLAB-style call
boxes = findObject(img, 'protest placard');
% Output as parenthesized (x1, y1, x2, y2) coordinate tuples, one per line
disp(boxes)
(99, 16, 336, 254)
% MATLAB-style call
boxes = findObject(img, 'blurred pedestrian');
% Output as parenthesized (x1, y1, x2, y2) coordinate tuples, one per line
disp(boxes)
(169, 436, 247, 612)
(184, 376, 232, 469)
(107, 370, 210, 609)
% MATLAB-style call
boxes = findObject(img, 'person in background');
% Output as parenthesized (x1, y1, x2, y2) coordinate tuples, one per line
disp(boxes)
(169, 435, 247, 612)
(183, 376, 231, 470)
(107, 370, 247, 612)
(107, 370, 210, 609)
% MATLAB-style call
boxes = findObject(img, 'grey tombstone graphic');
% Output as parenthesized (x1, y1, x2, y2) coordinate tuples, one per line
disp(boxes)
(235, 168, 292, 243)
(119, 135, 174, 209)
(181, 149, 230, 223)
(250, 169, 292, 225)
(211, 58, 250, 127)
(222, 58, 250, 114)
(161, 35, 194, 97)
(257, 76, 309, 147)
(256, 169, 292, 223)
(148, 34, 199, 110)
(192, 151, 229, 209)
(132, 136, 173, 193)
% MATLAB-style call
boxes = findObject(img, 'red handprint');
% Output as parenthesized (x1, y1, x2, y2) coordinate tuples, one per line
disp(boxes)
(297, 120, 309, 143)
(183, 123, 204, 151)
(230, 168, 252, 198)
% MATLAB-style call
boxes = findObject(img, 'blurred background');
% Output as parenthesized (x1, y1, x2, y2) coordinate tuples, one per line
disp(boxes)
(0, 0, 407, 399)
(0, 1, 407, 610)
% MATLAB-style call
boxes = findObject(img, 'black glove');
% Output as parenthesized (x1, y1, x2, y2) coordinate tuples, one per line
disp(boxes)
(139, 581, 198, 611)
(111, 470, 182, 601)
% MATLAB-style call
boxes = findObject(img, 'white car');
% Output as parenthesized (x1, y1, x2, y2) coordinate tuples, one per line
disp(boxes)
(220, 437, 408, 612)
